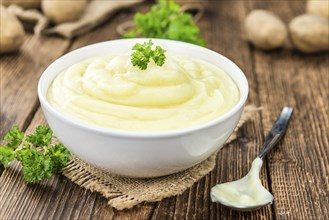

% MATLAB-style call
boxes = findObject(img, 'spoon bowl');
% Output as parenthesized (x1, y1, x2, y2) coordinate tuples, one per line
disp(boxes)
(211, 158, 273, 210)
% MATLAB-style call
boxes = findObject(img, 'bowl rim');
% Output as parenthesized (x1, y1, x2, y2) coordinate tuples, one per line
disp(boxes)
(38, 38, 249, 139)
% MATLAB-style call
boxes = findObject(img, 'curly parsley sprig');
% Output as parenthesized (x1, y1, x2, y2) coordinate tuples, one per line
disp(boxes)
(131, 40, 166, 70)
(0, 125, 71, 183)
(124, 0, 205, 46)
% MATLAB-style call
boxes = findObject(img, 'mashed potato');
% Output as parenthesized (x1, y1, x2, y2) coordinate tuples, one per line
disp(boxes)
(47, 54, 239, 131)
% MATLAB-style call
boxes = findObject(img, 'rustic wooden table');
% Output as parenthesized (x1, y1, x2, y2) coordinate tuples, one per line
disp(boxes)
(0, 1, 328, 219)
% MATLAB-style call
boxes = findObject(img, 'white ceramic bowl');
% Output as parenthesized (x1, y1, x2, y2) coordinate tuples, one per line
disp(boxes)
(38, 39, 248, 178)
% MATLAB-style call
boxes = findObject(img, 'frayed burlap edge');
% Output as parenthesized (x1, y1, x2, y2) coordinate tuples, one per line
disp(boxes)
(62, 105, 260, 210)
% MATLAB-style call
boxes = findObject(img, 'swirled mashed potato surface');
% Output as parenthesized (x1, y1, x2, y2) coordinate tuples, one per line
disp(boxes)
(47, 54, 240, 131)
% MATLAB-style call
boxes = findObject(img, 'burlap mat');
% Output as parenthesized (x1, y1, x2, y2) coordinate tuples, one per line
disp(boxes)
(61, 105, 260, 210)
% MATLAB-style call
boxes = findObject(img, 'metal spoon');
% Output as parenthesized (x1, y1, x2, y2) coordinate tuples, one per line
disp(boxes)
(211, 106, 293, 211)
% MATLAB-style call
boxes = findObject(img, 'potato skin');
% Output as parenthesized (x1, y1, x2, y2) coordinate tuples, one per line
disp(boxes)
(0, 6, 25, 54)
(307, 0, 329, 18)
(289, 14, 329, 53)
(41, 0, 88, 24)
(245, 9, 288, 50)
(2, 0, 41, 9)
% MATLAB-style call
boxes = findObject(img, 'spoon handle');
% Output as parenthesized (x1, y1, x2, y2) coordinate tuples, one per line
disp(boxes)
(258, 106, 293, 159)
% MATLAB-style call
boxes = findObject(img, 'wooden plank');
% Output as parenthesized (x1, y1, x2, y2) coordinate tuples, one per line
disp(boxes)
(0, 35, 70, 137)
(255, 50, 329, 219)
(0, 34, 70, 176)
(249, 1, 329, 219)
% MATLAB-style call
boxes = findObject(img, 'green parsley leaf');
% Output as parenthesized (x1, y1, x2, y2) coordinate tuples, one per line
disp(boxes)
(3, 126, 24, 149)
(26, 125, 53, 147)
(19, 149, 53, 183)
(153, 46, 166, 66)
(48, 144, 72, 173)
(15, 143, 32, 162)
(131, 40, 166, 70)
(0, 146, 15, 168)
(124, 0, 205, 46)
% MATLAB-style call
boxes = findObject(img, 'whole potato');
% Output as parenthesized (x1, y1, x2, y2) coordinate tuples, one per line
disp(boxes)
(0, 6, 25, 54)
(2, 0, 41, 9)
(307, 0, 329, 18)
(42, 0, 88, 24)
(244, 9, 288, 50)
(289, 14, 329, 53)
